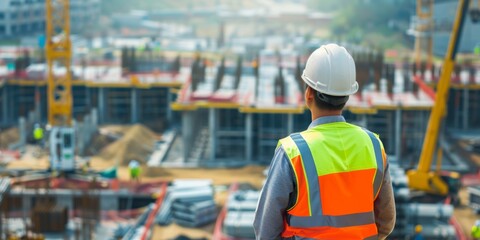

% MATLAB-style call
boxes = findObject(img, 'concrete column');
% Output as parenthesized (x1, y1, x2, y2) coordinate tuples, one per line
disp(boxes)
(209, 108, 217, 162)
(34, 87, 41, 123)
(166, 88, 172, 126)
(245, 113, 253, 163)
(98, 88, 105, 124)
(388, 112, 395, 154)
(395, 108, 402, 163)
(131, 88, 138, 123)
(287, 114, 294, 134)
(22, 193, 32, 215)
(454, 91, 460, 129)
(463, 88, 469, 130)
(19, 117, 26, 147)
(182, 111, 194, 162)
(91, 108, 98, 131)
(85, 86, 91, 110)
(2, 85, 7, 125)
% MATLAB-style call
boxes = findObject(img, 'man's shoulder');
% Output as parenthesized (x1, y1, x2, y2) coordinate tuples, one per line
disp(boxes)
(277, 132, 304, 157)
(345, 123, 382, 139)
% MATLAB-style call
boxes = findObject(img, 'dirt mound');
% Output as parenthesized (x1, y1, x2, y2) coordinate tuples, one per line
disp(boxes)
(95, 124, 159, 167)
(84, 132, 116, 156)
(0, 128, 19, 149)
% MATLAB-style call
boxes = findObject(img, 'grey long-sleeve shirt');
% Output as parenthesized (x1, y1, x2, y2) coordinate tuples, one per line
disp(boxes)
(253, 116, 396, 240)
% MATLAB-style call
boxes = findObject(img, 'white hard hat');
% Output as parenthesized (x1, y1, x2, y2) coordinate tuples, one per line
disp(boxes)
(302, 44, 358, 96)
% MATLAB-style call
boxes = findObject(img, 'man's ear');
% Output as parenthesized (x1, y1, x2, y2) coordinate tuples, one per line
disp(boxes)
(305, 86, 314, 107)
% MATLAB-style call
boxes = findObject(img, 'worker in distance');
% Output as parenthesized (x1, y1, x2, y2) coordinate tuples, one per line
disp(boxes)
(254, 44, 395, 239)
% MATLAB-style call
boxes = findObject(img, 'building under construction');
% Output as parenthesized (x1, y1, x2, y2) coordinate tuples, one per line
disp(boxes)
(1, 48, 480, 170)
(1, 0, 480, 238)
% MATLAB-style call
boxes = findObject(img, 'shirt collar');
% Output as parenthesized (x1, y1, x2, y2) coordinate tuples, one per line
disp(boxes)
(308, 115, 346, 129)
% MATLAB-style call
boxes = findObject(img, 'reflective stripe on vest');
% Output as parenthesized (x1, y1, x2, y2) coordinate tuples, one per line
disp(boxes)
(365, 129, 385, 198)
(280, 123, 386, 239)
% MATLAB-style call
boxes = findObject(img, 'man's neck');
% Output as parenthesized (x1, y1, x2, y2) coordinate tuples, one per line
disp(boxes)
(311, 110, 342, 121)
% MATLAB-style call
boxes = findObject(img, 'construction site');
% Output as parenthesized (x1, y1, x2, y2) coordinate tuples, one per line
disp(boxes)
(0, 0, 480, 239)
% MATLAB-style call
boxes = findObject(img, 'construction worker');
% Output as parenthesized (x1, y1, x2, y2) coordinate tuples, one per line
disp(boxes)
(128, 159, 141, 182)
(475, 44, 480, 56)
(412, 224, 425, 240)
(33, 123, 44, 147)
(254, 44, 395, 239)
(472, 220, 480, 239)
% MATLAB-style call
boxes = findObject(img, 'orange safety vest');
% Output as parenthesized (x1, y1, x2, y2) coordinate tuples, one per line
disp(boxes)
(278, 122, 386, 240)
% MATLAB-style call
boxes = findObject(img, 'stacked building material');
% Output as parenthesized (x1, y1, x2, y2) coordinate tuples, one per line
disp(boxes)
(156, 180, 216, 227)
(173, 198, 217, 227)
(389, 161, 456, 239)
(404, 203, 455, 239)
(389, 161, 411, 238)
(468, 186, 480, 214)
(223, 190, 259, 239)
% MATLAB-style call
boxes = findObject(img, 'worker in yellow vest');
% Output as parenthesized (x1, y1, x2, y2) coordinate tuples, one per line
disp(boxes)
(33, 123, 44, 147)
(413, 224, 425, 240)
(129, 159, 141, 182)
(254, 44, 396, 239)
(472, 220, 480, 239)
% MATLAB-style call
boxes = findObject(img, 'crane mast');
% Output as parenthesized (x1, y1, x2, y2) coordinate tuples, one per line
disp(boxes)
(414, 0, 434, 69)
(45, 0, 75, 172)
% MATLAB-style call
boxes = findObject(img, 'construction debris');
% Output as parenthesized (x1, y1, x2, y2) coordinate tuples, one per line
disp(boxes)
(0, 127, 19, 149)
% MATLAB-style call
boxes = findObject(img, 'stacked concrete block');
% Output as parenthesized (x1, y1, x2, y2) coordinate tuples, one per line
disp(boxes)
(223, 190, 259, 239)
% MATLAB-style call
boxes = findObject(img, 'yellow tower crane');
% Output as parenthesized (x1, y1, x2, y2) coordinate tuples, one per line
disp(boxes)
(414, 0, 434, 69)
(45, 0, 75, 172)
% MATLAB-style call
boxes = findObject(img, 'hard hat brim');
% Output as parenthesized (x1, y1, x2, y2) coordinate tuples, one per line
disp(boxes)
(301, 72, 359, 96)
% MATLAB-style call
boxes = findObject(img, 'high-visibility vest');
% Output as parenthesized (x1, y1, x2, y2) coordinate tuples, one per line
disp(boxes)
(279, 122, 386, 240)
(472, 225, 480, 239)
(33, 128, 44, 140)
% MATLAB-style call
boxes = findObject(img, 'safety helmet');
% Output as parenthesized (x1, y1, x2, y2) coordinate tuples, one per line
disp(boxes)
(415, 224, 423, 233)
(302, 44, 358, 98)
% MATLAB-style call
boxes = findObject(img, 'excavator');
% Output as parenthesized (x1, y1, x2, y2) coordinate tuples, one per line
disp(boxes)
(407, 0, 478, 203)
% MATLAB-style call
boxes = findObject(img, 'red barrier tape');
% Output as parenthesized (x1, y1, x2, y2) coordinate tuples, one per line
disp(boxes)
(450, 216, 468, 240)
(214, 183, 255, 240)
(413, 76, 436, 101)
(140, 182, 168, 240)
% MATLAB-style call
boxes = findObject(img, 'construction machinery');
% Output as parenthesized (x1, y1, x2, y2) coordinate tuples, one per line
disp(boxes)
(407, 0, 475, 199)
(45, 0, 75, 172)
(411, 0, 434, 69)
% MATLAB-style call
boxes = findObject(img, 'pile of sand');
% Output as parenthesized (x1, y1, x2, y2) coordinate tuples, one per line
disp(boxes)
(84, 133, 116, 156)
(0, 128, 19, 149)
(94, 124, 159, 167)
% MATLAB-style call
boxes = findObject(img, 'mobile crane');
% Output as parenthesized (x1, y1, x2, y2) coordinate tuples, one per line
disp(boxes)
(407, 0, 476, 199)
(45, 0, 75, 172)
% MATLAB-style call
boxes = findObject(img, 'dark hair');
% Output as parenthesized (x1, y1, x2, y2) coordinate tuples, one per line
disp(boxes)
(307, 85, 347, 111)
